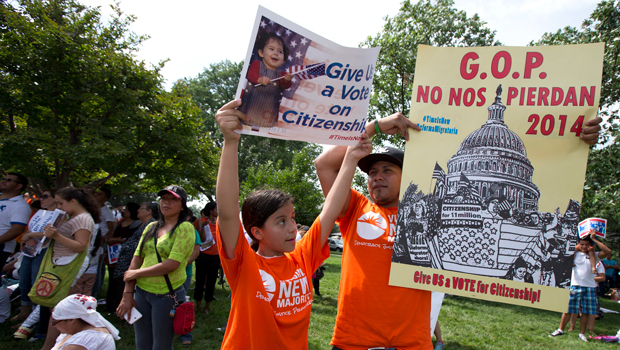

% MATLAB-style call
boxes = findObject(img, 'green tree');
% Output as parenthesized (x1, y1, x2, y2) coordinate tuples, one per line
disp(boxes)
(532, 0, 619, 136)
(109, 192, 157, 208)
(533, 0, 620, 233)
(582, 136, 620, 234)
(362, 0, 500, 147)
(240, 145, 324, 227)
(0, 0, 218, 196)
(182, 60, 243, 146)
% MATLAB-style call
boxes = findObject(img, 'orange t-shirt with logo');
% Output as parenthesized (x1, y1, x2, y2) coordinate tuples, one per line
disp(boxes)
(331, 189, 432, 350)
(217, 217, 329, 349)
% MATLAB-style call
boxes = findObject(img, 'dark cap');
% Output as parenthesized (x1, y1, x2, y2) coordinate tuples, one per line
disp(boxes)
(157, 185, 188, 207)
(357, 146, 404, 174)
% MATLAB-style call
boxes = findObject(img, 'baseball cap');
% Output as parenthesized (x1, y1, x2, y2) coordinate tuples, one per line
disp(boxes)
(157, 185, 188, 207)
(357, 146, 404, 174)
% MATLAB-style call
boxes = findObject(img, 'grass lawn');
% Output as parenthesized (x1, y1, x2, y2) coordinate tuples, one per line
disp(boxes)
(3, 252, 620, 349)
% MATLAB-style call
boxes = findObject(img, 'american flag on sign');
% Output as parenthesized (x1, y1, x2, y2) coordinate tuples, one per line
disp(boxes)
(285, 62, 326, 81)
(497, 200, 513, 213)
(432, 162, 445, 180)
(458, 173, 481, 197)
(250, 16, 326, 98)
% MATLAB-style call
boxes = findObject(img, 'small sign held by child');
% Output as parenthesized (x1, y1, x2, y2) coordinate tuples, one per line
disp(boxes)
(578, 218, 607, 238)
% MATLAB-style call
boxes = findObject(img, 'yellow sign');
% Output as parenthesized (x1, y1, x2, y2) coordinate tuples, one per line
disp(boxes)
(389, 44, 605, 312)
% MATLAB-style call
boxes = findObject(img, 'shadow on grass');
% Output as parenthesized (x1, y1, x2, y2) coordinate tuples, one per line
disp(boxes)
(313, 294, 338, 309)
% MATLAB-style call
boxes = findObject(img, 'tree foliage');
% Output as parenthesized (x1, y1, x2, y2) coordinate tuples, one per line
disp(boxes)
(533, 0, 620, 233)
(0, 0, 218, 196)
(582, 139, 620, 234)
(533, 0, 620, 135)
(181, 60, 243, 147)
(362, 0, 500, 147)
(239, 146, 324, 227)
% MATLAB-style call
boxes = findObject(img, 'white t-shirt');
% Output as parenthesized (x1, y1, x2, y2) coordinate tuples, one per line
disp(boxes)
(99, 206, 115, 237)
(86, 247, 104, 274)
(53, 329, 115, 350)
(571, 251, 605, 288)
(0, 195, 31, 252)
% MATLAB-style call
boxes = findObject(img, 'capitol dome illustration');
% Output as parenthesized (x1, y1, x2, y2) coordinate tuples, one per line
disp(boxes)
(394, 84, 579, 288)
(444, 85, 540, 212)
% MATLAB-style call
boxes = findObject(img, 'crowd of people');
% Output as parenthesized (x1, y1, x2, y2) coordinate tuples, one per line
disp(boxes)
(0, 99, 610, 349)
(0, 174, 220, 349)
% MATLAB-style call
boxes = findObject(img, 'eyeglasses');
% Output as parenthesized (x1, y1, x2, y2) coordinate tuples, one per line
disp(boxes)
(51, 319, 65, 326)
(1, 178, 15, 182)
(40, 194, 50, 199)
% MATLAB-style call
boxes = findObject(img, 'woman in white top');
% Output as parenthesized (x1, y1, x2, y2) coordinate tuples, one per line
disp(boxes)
(51, 294, 119, 350)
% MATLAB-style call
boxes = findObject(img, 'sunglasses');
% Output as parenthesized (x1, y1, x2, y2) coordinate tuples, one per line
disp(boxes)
(40, 194, 51, 199)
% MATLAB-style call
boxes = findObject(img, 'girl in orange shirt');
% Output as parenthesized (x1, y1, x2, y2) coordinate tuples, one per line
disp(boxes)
(215, 100, 370, 349)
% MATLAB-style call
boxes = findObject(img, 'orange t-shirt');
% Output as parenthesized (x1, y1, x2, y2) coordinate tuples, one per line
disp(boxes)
(217, 217, 329, 349)
(331, 189, 432, 350)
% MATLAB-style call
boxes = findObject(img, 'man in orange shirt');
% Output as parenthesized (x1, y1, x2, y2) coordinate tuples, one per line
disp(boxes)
(314, 113, 603, 350)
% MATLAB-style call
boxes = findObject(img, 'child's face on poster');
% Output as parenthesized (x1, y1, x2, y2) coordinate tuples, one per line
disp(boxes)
(259, 38, 285, 70)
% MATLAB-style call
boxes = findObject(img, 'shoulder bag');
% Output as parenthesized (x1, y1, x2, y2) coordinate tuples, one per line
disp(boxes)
(153, 233, 195, 335)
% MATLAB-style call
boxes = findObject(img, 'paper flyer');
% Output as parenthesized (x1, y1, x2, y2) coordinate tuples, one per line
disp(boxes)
(21, 237, 42, 258)
(235, 6, 380, 146)
(389, 44, 605, 313)
(23, 209, 67, 257)
(27, 209, 66, 233)
(200, 224, 215, 251)
(578, 218, 607, 238)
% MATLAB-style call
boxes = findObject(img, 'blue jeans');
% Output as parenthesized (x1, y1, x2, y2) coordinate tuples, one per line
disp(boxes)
(179, 275, 192, 343)
(18, 248, 46, 306)
(134, 285, 186, 350)
(91, 254, 106, 299)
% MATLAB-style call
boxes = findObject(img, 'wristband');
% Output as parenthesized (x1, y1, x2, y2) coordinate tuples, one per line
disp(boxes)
(374, 120, 381, 134)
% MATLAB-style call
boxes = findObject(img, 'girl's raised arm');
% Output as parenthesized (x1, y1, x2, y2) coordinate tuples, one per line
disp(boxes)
(319, 134, 372, 244)
(215, 100, 248, 259)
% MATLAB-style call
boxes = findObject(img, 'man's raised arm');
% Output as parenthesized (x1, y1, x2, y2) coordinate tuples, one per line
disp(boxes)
(314, 112, 420, 218)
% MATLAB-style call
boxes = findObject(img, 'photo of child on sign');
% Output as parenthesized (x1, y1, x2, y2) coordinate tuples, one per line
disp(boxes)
(239, 16, 325, 131)
(234, 7, 380, 146)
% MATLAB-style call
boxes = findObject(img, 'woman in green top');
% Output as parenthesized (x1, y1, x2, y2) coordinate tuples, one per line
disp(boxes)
(116, 185, 194, 350)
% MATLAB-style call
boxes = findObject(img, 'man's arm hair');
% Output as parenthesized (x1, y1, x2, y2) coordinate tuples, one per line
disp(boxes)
(595, 238, 611, 259)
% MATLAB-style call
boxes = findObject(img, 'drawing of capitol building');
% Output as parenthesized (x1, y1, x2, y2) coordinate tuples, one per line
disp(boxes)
(444, 86, 540, 212)
(394, 85, 577, 286)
